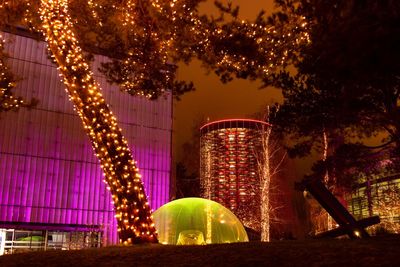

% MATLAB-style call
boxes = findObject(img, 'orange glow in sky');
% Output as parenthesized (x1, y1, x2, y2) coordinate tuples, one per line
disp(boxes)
(174, 0, 279, 161)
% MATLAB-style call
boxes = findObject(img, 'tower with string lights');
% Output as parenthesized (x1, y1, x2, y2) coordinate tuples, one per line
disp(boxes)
(200, 119, 269, 231)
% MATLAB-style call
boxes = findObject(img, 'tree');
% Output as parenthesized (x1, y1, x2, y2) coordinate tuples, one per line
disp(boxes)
(196, 1, 310, 85)
(258, 106, 287, 241)
(182, 1, 400, 189)
(373, 185, 400, 234)
(1, 0, 309, 243)
(265, 0, 400, 188)
(38, 0, 160, 244)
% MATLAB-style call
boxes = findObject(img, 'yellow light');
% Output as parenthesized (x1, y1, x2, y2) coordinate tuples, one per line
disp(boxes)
(39, 0, 157, 244)
(354, 230, 361, 237)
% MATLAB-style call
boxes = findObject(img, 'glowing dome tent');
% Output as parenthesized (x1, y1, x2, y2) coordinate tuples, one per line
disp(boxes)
(153, 198, 249, 245)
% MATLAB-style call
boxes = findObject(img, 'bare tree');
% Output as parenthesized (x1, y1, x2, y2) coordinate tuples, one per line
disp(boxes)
(258, 105, 287, 241)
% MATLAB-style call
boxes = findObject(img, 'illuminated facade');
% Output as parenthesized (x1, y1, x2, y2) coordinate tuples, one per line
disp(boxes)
(0, 32, 171, 254)
(347, 175, 400, 234)
(308, 174, 400, 236)
(200, 119, 269, 231)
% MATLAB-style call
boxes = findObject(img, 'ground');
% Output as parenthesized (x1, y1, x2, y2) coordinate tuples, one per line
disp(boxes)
(0, 235, 399, 267)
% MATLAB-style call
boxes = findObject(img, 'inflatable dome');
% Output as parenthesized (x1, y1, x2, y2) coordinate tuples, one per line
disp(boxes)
(153, 197, 249, 245)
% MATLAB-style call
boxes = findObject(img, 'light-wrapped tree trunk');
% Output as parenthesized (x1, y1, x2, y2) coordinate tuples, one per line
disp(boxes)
(260, 124, 272, 242)
(39, 0, 157, 244)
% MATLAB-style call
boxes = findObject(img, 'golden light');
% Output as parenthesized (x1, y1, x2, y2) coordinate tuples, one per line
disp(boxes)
(39, 0, 157, 244)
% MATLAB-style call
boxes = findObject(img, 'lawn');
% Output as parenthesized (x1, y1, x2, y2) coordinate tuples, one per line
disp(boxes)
(0, 235, 398, 267)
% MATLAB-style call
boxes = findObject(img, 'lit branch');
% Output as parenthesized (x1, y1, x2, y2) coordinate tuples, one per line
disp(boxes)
(258, 105, 286, 242)
(371, 185, 400, 234)
(322, 129, 335, 230)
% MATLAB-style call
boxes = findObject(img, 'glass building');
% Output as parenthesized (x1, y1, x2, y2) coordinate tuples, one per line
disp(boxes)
(0, 32, 172, 254)
(347, 175, 400, 233)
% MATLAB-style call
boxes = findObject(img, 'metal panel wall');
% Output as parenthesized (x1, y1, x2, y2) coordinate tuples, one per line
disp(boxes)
(0, 32, 172, 245)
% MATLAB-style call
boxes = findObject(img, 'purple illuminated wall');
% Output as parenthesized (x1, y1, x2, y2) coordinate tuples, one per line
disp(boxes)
(0, 32, 172, 245)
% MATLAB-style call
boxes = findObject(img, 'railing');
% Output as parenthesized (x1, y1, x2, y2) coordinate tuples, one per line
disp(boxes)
(1, 230, 102, 255)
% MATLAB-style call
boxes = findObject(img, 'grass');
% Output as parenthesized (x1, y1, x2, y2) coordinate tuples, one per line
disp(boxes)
(0, 235, 399, 267)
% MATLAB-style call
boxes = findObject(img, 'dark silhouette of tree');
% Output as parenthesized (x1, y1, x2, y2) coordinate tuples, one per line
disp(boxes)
(266, 0, 400, 188)
(175, 162, 200, 198)
(175, 116, 205, 198)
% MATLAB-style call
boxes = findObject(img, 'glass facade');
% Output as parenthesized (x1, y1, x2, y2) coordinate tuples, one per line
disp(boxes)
(347, 176, 400, 233)
(0, 228, 101, 255)
(0, 32, 172, 252)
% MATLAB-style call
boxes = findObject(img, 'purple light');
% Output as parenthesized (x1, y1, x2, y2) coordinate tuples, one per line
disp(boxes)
(0, 32, 171, 245)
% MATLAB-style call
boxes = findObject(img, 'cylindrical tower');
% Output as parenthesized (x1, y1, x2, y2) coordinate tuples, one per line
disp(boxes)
(200, 119, 270, 231)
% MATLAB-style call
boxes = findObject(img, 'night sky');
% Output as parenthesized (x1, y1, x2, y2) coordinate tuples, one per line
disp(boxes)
(174, 0, 278, 161)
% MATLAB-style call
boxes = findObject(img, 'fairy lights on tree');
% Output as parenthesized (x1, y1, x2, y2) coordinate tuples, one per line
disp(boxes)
(308, 130, 338, 234)
(39, 0, 156, 244)
(373, 185, 400, 234)
(69, 0, 196, 99)
(1, 0, 310, 244)
(258, 107, 287, 242)
(67, 0, 310, 97)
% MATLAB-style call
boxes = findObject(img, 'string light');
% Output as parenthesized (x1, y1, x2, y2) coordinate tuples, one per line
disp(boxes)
(322, 130, 336, 231)
(39, 0, 157, 244)
(373, 186, 400, 234)
(2, 0, 311, 244)
(83, 0, 310, 98)
(200, 120, 269, 234)
(260, 123, 272, 242)
(2, 1, 310, 97)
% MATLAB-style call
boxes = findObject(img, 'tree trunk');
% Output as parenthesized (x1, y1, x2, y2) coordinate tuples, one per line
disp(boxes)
(260, 125, 271, 242)
(40, 0, 157, 244)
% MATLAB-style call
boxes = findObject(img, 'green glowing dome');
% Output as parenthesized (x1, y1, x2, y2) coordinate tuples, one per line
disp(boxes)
(153, 197, 249, 245)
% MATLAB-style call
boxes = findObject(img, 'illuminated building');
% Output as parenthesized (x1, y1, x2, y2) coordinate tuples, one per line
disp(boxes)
(0, 32, 171, 254)
(307, 174, 400, 236)
(347, 175, 400, 234)
(200, 119, 269, 231)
